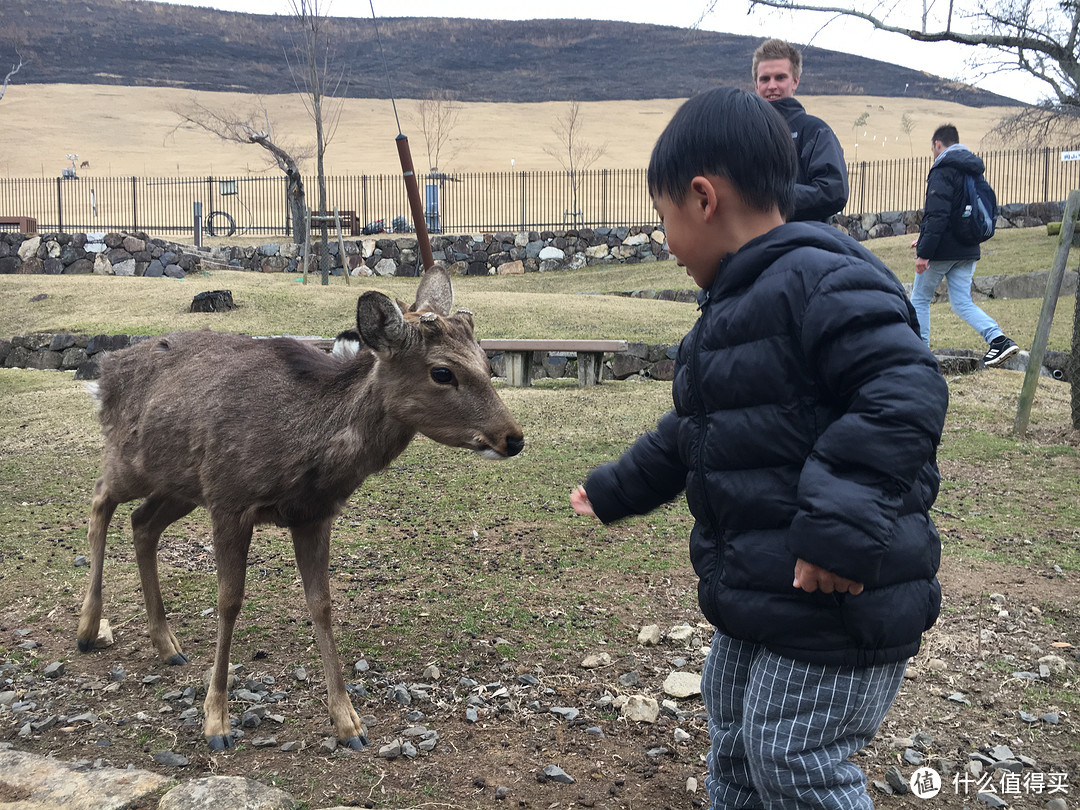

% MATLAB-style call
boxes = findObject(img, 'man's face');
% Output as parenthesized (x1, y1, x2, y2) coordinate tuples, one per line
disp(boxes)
(755, 58, 799, 101)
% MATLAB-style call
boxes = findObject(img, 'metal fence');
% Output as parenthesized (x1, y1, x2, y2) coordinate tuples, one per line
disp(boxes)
(2, 147, 1078, 238)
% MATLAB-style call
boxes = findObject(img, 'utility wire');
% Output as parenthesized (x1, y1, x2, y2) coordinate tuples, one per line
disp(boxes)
(368, 0, 402, 135)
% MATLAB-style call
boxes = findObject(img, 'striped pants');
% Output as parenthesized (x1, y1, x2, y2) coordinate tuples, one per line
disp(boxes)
(702, 631, 907, 810)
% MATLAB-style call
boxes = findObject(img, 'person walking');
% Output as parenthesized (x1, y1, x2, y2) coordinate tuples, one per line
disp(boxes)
(752, 38, 849, 222)
(912, 124, 1020, 366)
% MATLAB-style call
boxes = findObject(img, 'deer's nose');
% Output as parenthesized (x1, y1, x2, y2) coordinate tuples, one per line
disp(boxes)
(506, 434, 525, 457)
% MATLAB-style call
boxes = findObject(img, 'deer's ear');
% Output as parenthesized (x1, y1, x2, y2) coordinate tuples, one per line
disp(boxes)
(408, 265, 453, 316)
(356, 291, 408, 354)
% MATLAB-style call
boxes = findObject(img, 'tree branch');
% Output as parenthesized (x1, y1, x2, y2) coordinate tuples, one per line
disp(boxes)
(0, 50, 23, 103)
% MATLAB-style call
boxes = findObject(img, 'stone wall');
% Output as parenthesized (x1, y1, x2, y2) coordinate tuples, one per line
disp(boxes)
(0, 332, 682, 383)
(0, 199, 1068, 277)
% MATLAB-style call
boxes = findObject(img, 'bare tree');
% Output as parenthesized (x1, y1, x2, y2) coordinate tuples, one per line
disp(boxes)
(285, 0, 347, 285)
(900, 113, 917, 157)
(852, 111, 869, 160)
(0, 46, 23, 105)
(543, 101, 607, 224)
(411, 90, 461, 173)
(709, 0, 1080, 142)
(171, 100, 311, 245)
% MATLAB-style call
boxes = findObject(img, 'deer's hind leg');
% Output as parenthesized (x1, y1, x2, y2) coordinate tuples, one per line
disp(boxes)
(202, 512, 254, 751)
(131, 493, 197, 665)
(77, 477, 119, 652)
(291, 518, 367, 750)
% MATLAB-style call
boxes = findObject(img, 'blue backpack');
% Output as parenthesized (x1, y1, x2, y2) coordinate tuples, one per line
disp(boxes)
(953, 172, 997, 244)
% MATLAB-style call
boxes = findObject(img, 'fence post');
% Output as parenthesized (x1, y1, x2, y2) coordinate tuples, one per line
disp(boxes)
(520, 171, 527, 231)
(56, 177, 63, 233)
(131, 176, 138, 233)
(1013, 188, 1080, 436)
(1043, 147, 1051, 203)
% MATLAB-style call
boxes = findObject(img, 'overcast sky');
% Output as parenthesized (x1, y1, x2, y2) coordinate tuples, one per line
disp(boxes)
(156, 0, 1041, 104)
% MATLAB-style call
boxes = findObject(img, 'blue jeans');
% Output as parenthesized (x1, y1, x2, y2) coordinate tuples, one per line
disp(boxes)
(702, 631, 908, 810)
(909, 258, 1003, 346)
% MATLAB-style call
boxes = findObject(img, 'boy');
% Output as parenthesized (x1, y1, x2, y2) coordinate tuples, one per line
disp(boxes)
(571, 87, 948, 809)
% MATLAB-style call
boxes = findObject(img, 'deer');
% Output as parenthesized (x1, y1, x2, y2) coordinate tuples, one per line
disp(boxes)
(76, 267, 524, 751)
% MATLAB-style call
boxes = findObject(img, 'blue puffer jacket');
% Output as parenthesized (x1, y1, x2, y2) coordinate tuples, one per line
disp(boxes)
(585, 222, 949, 667)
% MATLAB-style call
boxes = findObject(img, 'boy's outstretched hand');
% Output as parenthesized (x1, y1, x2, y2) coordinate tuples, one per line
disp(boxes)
(793, 558, 864, 595)
(570, 485, 596, 518)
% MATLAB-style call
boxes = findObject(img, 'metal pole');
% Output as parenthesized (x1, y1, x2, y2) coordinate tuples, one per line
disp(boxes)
(1013, 188, 1080, 436)
(194, 201, 203, 248)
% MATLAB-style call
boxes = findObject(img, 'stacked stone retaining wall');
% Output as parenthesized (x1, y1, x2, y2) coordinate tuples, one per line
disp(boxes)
(0, 200, 1068, 277)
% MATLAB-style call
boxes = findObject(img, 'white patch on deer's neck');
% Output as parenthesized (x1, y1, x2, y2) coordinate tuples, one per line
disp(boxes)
(84, 382, 103, 412)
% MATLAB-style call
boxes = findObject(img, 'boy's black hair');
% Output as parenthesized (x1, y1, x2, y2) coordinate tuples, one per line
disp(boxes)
(648, 87, 796, 219)
(931, 124, 959, 146)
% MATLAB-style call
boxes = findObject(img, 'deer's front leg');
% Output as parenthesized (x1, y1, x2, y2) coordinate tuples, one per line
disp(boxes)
(203, 514, 253, 751)
(77, 478, 117, 652)
(292, 519, 367, 750)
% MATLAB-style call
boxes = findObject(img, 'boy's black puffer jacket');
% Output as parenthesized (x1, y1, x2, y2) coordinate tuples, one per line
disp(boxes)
(584, 221, 949, 667)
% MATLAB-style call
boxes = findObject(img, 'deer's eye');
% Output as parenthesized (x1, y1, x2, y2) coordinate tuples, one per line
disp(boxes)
(430, 367, 456, 385)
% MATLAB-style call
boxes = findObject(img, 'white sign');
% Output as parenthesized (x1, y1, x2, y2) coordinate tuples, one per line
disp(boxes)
(1061, 150, 1080, 162)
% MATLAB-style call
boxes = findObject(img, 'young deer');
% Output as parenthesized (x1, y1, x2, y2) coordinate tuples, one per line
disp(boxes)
(77, 267, 523, 751)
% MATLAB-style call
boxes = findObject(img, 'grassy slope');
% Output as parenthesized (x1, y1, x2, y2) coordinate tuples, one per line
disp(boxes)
(1, 225, 1074, 351)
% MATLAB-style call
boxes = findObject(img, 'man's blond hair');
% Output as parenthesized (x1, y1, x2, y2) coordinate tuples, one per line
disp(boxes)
(752, 38, 803, 83)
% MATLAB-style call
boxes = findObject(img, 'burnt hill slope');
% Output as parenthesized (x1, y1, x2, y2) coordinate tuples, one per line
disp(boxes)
(3, 0, 1017, 105)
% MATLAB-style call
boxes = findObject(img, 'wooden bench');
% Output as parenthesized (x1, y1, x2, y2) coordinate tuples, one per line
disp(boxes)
(310, 210, 361, 236)
(0, 216, 38, 234)
(301, 336, 628, 387)
(479, 339, 628, 387)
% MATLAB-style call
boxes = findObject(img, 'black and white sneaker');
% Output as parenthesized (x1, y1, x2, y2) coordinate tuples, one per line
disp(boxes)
(983, 336, 1020, 367)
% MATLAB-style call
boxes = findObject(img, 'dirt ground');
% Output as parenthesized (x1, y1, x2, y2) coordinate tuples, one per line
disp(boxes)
(1, 528, 1077, 808)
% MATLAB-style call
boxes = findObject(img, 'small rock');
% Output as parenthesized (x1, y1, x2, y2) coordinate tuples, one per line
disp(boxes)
(666, 624, 696, 643)
(1046, 798, 1068, 810)
(637, 625, 662, 646)
(495, 786, 510, 800)
(580, 652, 611, 669)
(884, 765, 909, 794)
(423, 664, 441, 681)
(551, 706, 579, 721)
(251, 737, 279, 748)
(379, 740, 403, 759)
(538, 764, 575, 784)
(518, 673, 540, 686)
(279, 740, 304, 752)
(74, 555, 88, 567)
(904, 748, 924, 766)
(927, 658, 948, 672)
(989, 745, 1016, 762)
(946, 692, 971, 705)
(43, 661, 65, 679)
(872, 780, 894, 795)
(293, 666, 308, 682)
(621, 695, 660, 723)
(686, 777, 698, 793)
(1019, 710, 1039, 722)
(662, 671, 701, 698)
(674, 728, 691, 743)
(1041, 712, 1060, 724)
(354, 659, 369, 673)
(585, 726, 605, 738)
(618, 671, 639, 687)
(977, 792, 1008, 808)
(152, 751, 189, 767)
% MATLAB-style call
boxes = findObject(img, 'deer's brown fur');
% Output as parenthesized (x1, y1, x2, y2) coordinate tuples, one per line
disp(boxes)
(77, 268, 523, 751)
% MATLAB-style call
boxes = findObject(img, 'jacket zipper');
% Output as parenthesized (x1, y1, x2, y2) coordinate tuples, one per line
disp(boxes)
(690, 290, 723, 541)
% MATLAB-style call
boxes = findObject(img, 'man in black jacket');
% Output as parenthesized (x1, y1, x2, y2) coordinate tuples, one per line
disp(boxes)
(753, 38, 848, 222)
(912, 124, 1020, 366)
(571, 87, 947, 810)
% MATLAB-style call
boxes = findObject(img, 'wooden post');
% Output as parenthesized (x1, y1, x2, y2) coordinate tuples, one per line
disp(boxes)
(334, 206, 350, 286)
(301, 206, 312, 286)
(395, 134, 435, 272)
(1012, 189, 1080, 436)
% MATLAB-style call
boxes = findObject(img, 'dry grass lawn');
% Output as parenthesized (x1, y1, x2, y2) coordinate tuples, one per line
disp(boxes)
(0, 83, 1024, 178)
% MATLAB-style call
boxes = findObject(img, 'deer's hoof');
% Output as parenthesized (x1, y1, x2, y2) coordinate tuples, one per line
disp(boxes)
(344, 734, 367, 750)
(166, 652, 189, 666)
(207, 733, 234, 751)
(76, 638, 93, 653)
